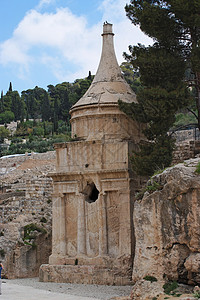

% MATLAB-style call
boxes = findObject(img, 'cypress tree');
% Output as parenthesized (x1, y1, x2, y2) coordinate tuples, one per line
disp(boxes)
(9, 82, 12, 92)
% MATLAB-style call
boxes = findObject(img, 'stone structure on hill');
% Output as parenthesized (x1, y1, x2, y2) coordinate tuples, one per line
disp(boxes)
(0, 152, 55, 278)
(39, 23, 143, 285)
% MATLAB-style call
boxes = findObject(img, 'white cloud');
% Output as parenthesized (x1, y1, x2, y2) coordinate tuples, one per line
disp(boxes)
(0, 39, 30, 65)
(0, 0, 152, 85)
(98, 0, 152, 62)
(37, 0, 56, 9)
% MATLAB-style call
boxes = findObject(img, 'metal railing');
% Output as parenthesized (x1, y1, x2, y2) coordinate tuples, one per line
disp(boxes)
(169, 124, 200, 143)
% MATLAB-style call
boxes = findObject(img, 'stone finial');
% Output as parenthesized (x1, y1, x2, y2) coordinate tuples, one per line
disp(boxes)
(102, 22, 114, 35)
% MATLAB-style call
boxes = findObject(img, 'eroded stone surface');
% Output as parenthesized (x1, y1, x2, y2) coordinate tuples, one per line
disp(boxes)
(0, 151, 55, 278)
(130, 280, 164, 300)
(132, 158, 200, 285)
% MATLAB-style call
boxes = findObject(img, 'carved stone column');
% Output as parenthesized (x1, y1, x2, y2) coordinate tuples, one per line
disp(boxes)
(98, 192, 108, 256)
(77, 193, 86, 255)
(52, 193, 66, 256)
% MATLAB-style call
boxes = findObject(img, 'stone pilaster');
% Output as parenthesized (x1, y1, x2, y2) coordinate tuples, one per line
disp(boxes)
(119, 189, 132, 256)
(98, 192, 108, 256)
(51, 193, 66, 256)
(77, 193, 86, 255)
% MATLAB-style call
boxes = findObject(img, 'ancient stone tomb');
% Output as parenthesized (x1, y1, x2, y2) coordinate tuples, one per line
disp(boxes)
(39, 23, 143, 285)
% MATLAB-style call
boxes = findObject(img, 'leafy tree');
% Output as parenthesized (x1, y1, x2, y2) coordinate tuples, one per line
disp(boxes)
(53, 98, 59, 133)
(11, 91, 22, 121)
(0, 126, 10, 143)
(48, 82, 70, 121)
(3, 92, 12, 112)
(125, 0, 200, 128)
(0, 91, 3, 113)
(119, 0, 197, 175)
(121, 62, 142, 94)
(59, 83, 71, 121)
(0, 111, 14, 124)
(41, 92, 51, 122)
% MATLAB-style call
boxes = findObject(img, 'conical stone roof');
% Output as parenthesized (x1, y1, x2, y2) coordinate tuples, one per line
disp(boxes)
(70, 23, 141, 142)
(71, 23, 137, 110)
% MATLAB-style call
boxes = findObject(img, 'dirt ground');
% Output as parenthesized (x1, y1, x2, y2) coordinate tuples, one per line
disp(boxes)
(158, 294, 195, 299)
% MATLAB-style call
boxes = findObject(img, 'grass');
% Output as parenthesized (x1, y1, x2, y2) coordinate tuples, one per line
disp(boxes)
(195, 161, 200, 174)
(136, 180, 163, 200)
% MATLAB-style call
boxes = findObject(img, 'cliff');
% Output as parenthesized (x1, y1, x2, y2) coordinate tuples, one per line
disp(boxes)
(131, 157, 200, 299)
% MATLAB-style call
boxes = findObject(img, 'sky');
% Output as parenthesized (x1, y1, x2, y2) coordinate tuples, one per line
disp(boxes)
(0, 0, 152, 94)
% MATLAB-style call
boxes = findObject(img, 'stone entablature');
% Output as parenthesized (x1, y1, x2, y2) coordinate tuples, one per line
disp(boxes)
(54, 140, 136, 173)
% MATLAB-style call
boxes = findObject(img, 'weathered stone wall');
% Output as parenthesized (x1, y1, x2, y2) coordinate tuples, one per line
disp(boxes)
(172, 140, 200, 164)
(132, 158, 200, 286)
(0, 151, 55, 278)
(0, 177, 52, 224)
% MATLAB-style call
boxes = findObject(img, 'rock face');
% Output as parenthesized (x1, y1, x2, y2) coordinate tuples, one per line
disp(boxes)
(130, 279, 164, 300)
(0, 152, 55, 278)
(132, 158, 200, 286)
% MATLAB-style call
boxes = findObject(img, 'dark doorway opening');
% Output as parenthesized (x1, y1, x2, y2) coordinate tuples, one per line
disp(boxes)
(83, 182, 99, 203)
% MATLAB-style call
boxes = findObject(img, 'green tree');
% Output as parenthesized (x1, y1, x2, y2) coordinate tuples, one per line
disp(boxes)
(119, 0, 197, 175)
(41, 92, 51, 122)
(9, 82, 12, 92)
(0, 91, 3, 113)
(0, 111, 15, 124)
(120, 62, 142, 94)
(3, 92, 12, 112)
(0, 126, 10, 143)
(11, 91, 22, 121)
(53, 98, 59, 133)
(125, 0, 200, 128)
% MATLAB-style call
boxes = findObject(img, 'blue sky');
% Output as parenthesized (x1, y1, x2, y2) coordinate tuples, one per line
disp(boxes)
(0, 0, 152, 94)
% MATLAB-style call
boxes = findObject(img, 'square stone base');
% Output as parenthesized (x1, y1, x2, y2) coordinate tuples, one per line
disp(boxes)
(39, 264, 133, 285)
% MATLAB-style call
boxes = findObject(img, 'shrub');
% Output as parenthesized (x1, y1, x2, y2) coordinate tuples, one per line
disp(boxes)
(143, 275, 158, 283)
(194, 291, 200, 299)
(23, 223, 47, 248)
(163, 281, 178, 295)
(195, 161, 200, 174)
(146, 181, 162, 193)
(136, 180, 163, 200)
(40, 217, 47, 223)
